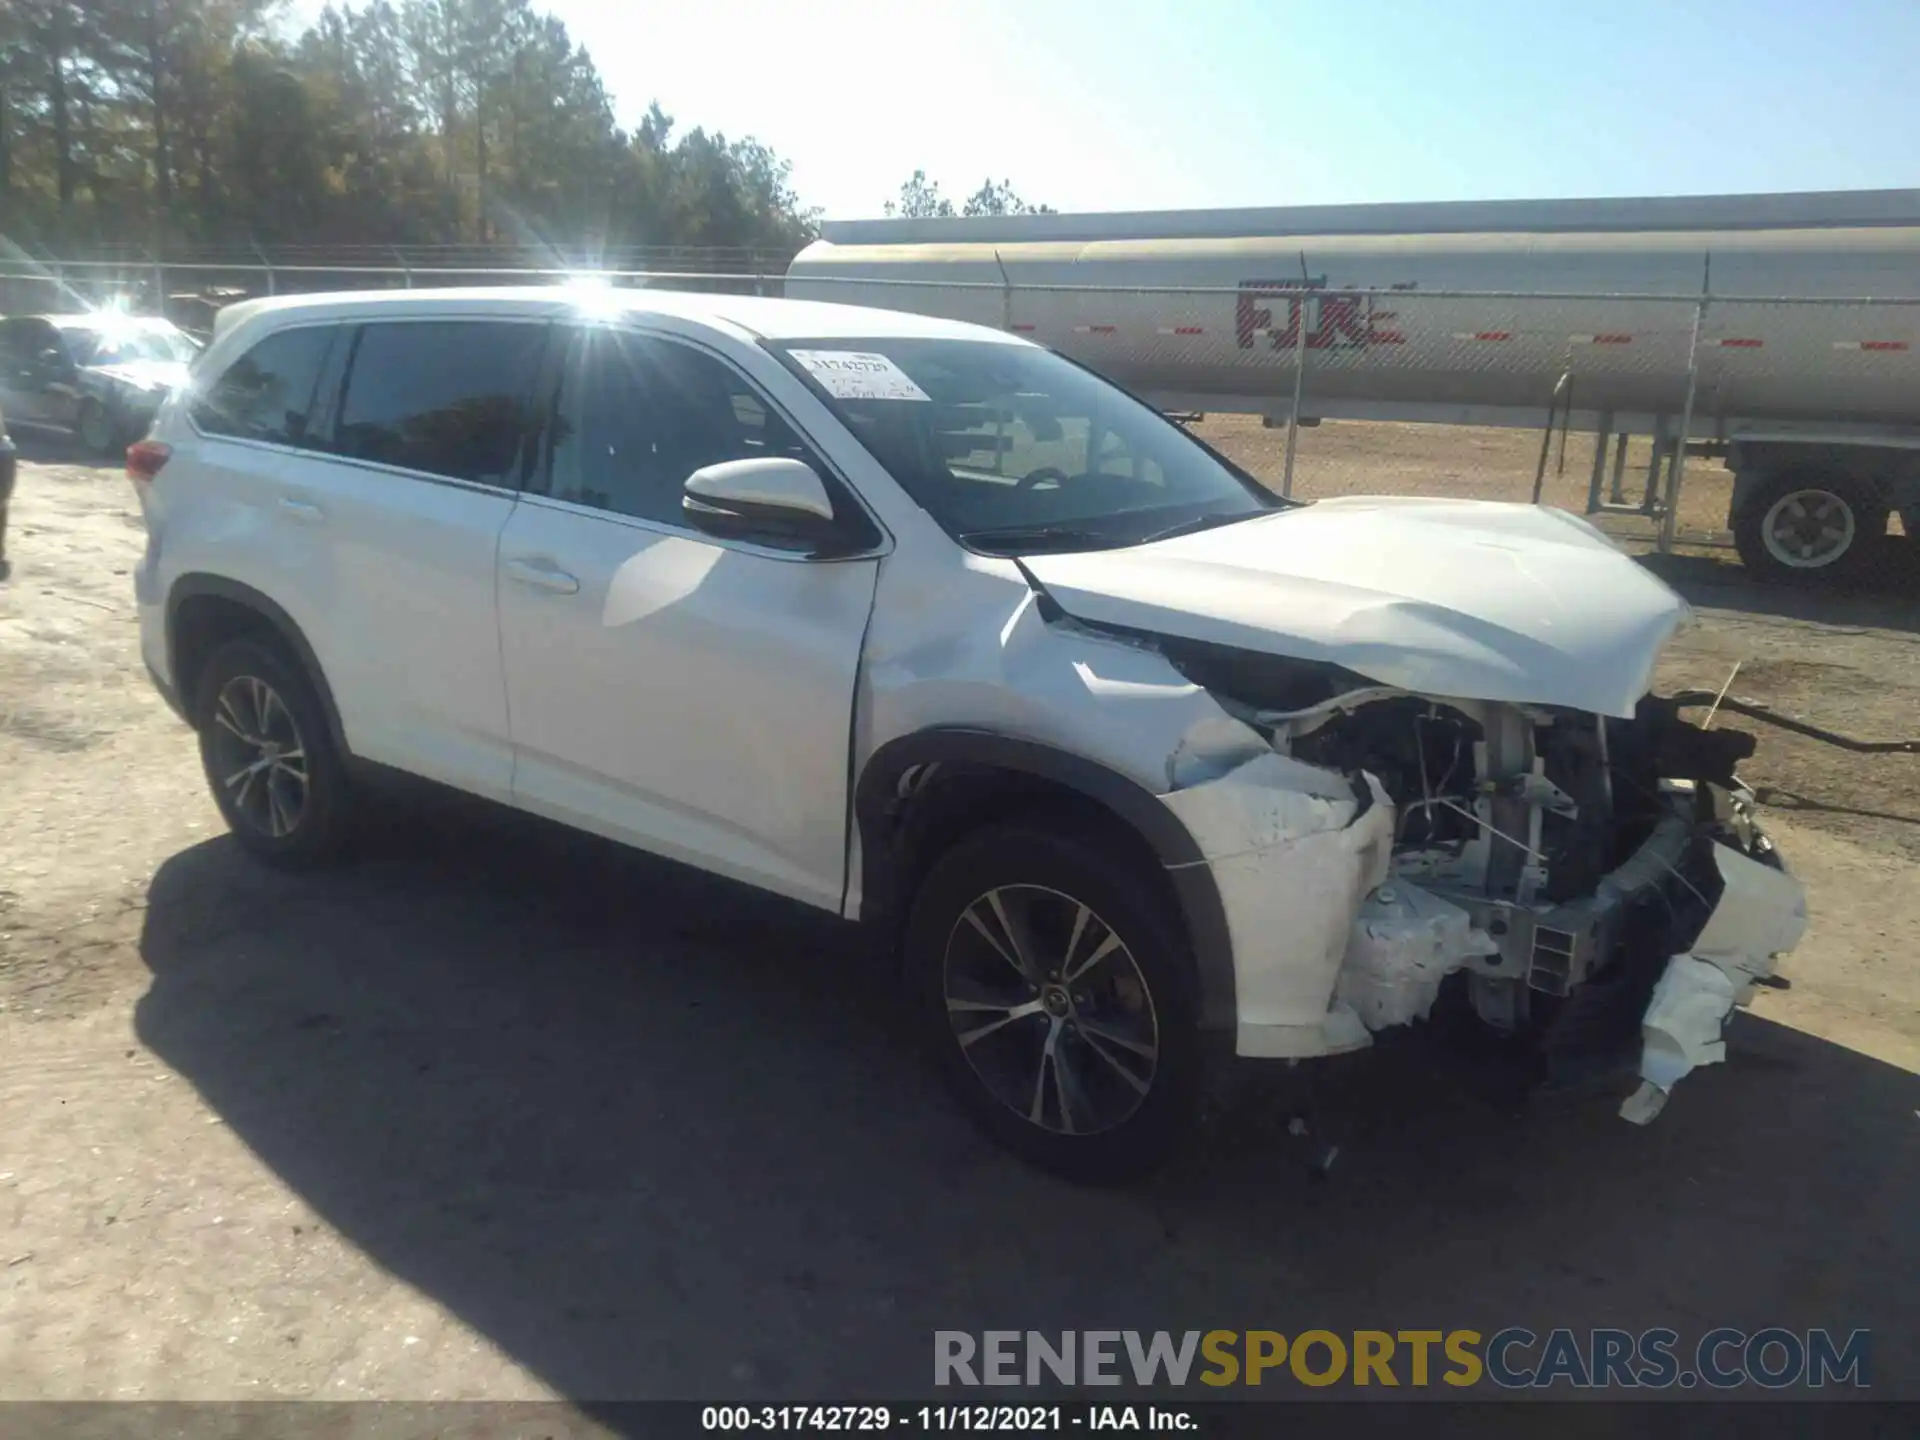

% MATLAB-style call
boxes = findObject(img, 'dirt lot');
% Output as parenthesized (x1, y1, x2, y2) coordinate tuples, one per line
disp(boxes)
(1197, 411, 1916, 550)
(2, 428, 1916, 1406)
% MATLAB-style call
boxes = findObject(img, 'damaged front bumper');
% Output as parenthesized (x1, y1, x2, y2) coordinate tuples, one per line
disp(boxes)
(1159, 751, 1395, 1061)
(1156, 724, 1808, 1120)
(1621, 828, 1808, 1122)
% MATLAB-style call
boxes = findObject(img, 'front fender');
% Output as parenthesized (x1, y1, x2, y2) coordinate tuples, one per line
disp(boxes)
(855, 728, 1239, 1034)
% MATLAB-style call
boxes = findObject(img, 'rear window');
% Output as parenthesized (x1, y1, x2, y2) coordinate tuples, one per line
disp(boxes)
(334, 320, 547, 485)
(190, 325, 336, 446)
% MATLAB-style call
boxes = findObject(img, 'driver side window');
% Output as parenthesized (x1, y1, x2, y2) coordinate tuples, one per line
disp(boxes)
(546, 329, 871, 547)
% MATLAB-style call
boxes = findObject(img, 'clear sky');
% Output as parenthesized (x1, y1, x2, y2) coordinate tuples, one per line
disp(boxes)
(282, 0, 1917, 218)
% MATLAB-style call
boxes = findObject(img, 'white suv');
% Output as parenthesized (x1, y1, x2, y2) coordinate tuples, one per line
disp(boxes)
(131, 287, 1807, 1178)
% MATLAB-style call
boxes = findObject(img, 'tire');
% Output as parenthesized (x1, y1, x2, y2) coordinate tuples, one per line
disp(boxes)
(1734, 469, 1887, 586)
(192, 637, 355, 868)
(76, 399, 119, 458)
(905, 823, 1205, 1182)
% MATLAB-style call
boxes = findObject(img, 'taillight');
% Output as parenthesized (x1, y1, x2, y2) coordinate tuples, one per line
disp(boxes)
(127, 440, 171, 482)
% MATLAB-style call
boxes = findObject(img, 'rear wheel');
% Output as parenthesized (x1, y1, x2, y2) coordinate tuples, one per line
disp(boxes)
(1734, 470, 1887, 585)
(905, 824, 1204, 1182)
(193, 638, 355, 867)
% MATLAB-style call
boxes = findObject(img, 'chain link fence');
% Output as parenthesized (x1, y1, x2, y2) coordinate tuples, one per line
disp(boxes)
(4, 251, 1915, 587)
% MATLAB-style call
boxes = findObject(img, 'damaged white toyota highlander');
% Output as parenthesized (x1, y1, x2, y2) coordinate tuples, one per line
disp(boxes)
(132, 288, 1809, 1180)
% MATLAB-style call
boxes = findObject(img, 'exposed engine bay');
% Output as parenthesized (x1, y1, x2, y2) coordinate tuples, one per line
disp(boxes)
(1160, 636, 1806, 1112)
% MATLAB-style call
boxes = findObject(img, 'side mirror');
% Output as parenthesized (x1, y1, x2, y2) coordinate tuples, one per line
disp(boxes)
(683, 457, 842, 549)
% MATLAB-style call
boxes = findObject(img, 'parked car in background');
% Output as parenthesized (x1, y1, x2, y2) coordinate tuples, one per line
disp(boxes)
(0, 312, 202, 456)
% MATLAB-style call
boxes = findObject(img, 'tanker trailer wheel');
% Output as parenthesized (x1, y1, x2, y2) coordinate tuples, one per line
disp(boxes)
(1734, 470, 1887, 586)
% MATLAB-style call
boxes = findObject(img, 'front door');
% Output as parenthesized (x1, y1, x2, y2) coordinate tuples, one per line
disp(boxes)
(497, 326, 881, 912)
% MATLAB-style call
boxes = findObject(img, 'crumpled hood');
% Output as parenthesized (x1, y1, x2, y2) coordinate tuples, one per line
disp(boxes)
(1020, 496, 1692, 717)
(87, 359, 188, 394)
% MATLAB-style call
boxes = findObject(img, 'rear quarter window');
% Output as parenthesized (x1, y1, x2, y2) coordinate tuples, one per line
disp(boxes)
(190, 325, 337, 446)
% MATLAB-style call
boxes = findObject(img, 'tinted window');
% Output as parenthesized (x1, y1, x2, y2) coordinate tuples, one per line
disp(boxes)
(191, 325, 335, 445)
(547, 330, 827, 526)
(335, 321, 546, 484)
(2, 319, 61, 369)
(0, 319, 34, 366)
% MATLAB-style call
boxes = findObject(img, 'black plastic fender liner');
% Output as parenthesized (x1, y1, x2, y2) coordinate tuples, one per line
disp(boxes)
(855, 728, 1238, 1035)
(1533, 830, 1725, 1091)
(1668, 691, 1919, 754)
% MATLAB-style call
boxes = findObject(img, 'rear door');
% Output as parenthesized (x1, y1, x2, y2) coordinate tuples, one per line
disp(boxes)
(496, 325, 882, 911)
(157, 319, 348, 723)
(303, 316, 549, 800)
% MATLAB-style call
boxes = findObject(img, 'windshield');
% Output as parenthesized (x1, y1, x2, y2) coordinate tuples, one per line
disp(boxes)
(67, 322, 200, 368)
(769, 337, 1281, 551)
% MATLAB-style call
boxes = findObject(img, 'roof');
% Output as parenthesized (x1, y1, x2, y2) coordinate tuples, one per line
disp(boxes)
(216, 285, 1023, 345)
(817, 188, 1920, 246)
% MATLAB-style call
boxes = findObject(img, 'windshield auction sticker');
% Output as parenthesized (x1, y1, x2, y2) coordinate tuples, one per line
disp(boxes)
(790, 350, 931, 401)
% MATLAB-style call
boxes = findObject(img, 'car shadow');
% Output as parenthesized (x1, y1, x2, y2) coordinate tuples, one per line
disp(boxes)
(132, 794, 1920, 1404)
(1639, 548, 1920, 635)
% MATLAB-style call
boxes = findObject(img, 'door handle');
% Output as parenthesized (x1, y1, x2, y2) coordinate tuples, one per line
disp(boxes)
(504, 557, 581, 595)
(278, 496, 325, 524)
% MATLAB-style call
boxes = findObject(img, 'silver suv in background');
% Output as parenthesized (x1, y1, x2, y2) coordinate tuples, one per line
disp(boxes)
(129, 286, 1807, 1180)
(0, 312, 200, 456)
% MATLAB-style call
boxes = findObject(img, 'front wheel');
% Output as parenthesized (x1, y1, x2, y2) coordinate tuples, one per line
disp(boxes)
(905, 824, 1205, 1182)
(1734, 470, 1887, 585)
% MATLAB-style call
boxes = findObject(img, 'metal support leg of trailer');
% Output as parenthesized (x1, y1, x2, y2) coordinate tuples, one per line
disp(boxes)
(1641, 416, 1670, 517)
(1586, 412, 1614, 513)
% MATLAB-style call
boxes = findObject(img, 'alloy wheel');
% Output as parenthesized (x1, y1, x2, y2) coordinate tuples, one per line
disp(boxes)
(208, 674, 310, 839)
(942, 884, 1160, 1136)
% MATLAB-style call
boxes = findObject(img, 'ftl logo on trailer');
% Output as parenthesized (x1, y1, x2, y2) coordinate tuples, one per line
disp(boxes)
(1236, 277, 1407, 351)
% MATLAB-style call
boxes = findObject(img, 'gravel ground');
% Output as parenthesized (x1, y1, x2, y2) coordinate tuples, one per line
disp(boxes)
(1, 430, 1916, 1406)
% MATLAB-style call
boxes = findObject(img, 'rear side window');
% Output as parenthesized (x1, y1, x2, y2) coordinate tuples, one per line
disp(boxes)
(334, 321, 546, 485)
(191, 326, 335, 445)
(0, 318, 40, 367)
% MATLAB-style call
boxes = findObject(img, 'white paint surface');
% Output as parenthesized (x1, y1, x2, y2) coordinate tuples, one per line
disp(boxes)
(1024, 496, 1693, 717)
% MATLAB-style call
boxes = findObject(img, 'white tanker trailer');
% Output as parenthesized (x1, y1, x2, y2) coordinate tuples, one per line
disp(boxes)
(786, 189, 1920, 585)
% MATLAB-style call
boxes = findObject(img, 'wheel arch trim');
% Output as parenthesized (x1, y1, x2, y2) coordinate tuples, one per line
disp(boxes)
(855, 727, 1236, 1034)
(165, 574, 350, 758)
